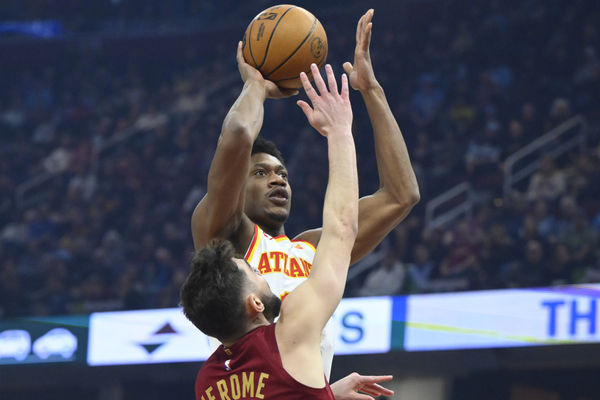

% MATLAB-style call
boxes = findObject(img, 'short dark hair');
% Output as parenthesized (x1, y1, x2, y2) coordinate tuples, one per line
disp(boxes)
(252, 136, 285, 165)
(180, 240, 249, 340)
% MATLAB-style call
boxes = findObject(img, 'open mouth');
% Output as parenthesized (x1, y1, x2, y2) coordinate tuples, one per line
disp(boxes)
(268, 188, 289, 204)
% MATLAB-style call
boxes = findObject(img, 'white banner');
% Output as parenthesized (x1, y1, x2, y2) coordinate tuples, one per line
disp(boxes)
(87, 297, 393, 366)
(404, 284, 600, 351)
(332, 296, 392, 355)
(87, 308, 212, 366)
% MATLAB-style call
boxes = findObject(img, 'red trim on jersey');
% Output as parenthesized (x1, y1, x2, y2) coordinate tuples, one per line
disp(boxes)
(291, 239, 317, 252)
(244, 224, 260, 261)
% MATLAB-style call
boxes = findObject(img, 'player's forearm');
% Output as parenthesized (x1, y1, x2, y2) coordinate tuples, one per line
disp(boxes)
(194, 80, 267, 247)
(221, 79, 267, 142)
(361, 85, 420, 205)
(322, 131, 359, 246)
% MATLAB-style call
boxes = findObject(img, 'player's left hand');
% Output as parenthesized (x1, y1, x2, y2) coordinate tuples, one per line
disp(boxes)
(297, 63, 352, 138)
(343, 9, 379, 92)
(330, 372, 394, 400)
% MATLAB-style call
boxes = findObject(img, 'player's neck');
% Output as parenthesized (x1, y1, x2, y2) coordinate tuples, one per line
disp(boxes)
(261, 224, 285, 238)
(221, 320, 270, 347)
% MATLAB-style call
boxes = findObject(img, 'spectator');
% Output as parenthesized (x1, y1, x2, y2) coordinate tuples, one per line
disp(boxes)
(527, 156, 567, 201)
(357, 247, 406, 297)
(548, 244, 574, 285)
(558, 211, 598, 265)
(406, 244, 435, 293)
(505, 240, 547, 288)
(1, 0, 599, 316)
(544, 97, 573, 131)
(504, 119, 527, 157)
(480, 223, 518, 288)
(411, 74, 445, 127)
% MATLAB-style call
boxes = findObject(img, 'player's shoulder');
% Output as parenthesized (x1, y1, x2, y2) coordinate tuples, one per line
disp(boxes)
(292, 228, 321, 248)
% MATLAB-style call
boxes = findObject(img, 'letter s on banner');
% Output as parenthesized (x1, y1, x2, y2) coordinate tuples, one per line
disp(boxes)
(333, 297, 392, 355)
(341, 311, 364, 343)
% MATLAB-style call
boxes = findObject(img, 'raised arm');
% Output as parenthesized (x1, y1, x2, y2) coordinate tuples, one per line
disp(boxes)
(191, 42, 296, 250)
(276, 64, 358, 386)
(296, 9, 420, 264)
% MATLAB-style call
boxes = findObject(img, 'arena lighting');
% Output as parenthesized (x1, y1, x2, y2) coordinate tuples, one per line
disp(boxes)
(0, 21, 63, 38)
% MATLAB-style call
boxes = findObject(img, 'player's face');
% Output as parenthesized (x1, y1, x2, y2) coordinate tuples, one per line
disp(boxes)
(235, 258, 281, 323)
(244, 153, 292, 229)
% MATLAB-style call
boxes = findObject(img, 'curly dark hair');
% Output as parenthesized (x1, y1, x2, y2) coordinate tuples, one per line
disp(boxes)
(180, 240, 249, 340)
(252, 136, 285, 165)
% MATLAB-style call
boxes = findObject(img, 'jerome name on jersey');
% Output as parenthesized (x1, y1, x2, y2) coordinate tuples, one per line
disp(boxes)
(198, 371, 269, 400)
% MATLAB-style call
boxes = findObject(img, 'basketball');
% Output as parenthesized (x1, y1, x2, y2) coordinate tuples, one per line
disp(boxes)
(242, 4, 328, 89)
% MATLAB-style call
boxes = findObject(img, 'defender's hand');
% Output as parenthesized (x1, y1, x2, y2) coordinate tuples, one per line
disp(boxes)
(296, 63, 352, 137)
(343, 9, 379, 92)
(236, 41, 298, 99)
(330, 372, 395, 400)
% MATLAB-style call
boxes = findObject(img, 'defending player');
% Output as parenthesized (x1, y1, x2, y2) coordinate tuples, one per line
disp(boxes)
(182, 64, 377, 399)
(191, 9, 417, 392)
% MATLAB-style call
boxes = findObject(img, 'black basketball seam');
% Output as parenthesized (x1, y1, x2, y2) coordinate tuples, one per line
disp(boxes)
(248, 20, 259, 68)
(264, 17, 318, 78)
(273, 51, 327, 83)
(258, 5, 297, 70)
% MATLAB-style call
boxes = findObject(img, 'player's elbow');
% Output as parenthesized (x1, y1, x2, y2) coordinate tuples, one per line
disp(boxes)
(406, 187, 421, 208)
(325, 215, 358, 243)
(339, 216, 359, 242)
(221, 115, 255, 145)
(393, 185, 420, 211)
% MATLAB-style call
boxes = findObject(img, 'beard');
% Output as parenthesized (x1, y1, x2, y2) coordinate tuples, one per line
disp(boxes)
(260, 292, 282, 323)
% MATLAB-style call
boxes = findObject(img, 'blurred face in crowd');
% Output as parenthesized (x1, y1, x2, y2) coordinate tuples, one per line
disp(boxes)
(489, 224, 508, 244)
(509, 120, 524, 140)
(521, 103, 536, 122)
(559, 195, 577, 217)
(533, 200, 549, 219)
(553, 245, 571, 268)
(414, 244, 430, 265)
(539, 156, 556, 175)
(244, 153, 292, 231)
(525, 240, 544, 264)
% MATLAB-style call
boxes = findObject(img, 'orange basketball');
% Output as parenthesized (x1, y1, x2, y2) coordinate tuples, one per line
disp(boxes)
(242, 4, 328, 89)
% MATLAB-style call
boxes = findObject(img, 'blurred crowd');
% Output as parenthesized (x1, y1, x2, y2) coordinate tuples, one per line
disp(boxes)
(1, 0, 599, 317)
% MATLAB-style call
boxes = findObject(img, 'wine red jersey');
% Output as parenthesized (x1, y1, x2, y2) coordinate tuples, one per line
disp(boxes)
(195, 324, 334, 400)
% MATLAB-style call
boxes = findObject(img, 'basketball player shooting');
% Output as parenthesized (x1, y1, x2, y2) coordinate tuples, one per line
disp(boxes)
(191, 9, 415, 398)
(182, 64, 382, 399)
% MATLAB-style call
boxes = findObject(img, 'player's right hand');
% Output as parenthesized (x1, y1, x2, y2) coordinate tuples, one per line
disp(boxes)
(330, 372, 394, 400)
(343, 9, 379, 92)
(236, 41, 298, 99)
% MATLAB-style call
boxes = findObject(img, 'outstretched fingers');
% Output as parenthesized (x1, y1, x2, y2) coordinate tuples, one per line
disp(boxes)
(341, 72, 349, 101)
(358, 10, 374, 52)
(356, 12, 364, 43)
(300, 70, 318, 102)
(310, 63, 329, 96)
(324, 64, 338, 94)
(361, 383, 395, 397)
(298, 72, 315, 116)
(357, 374, 394, 397)
(296, 99, 312, 118)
